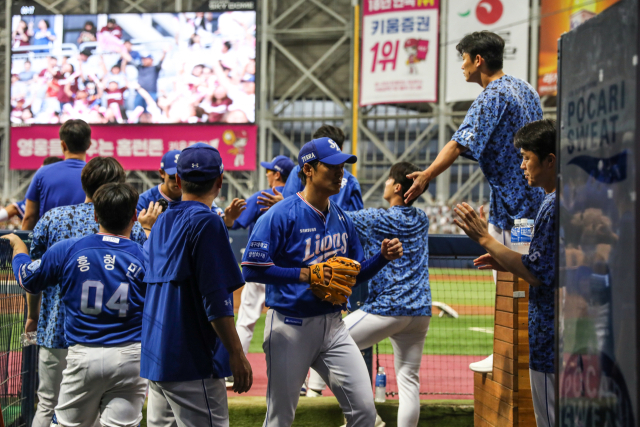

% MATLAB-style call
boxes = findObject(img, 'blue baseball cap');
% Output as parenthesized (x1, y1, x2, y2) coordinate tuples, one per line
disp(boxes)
(298, 137, 357, 168)
(160, 150, 181, 175)
(177, 142, 224, 182)
(260, 155, 295, 177)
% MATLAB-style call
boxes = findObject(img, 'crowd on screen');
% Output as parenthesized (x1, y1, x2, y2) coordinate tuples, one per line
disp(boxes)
(10, 12, 256, 125)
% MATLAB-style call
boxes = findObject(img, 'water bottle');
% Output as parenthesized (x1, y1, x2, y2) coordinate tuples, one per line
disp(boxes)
(511, 219, 520, 245)
(527, 219, 535, 239)
(520, 218, 532, 247)
(374, 367, 386, 403)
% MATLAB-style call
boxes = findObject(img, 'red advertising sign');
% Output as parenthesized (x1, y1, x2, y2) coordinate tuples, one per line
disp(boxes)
(10, 124, 257, 171)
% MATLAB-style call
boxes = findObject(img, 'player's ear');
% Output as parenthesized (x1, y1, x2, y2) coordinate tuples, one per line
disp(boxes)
(394, 183, 403, 195)
(216, 174, 224, 189)
(159, 169, 165, 179)
(60, 140, 68, 154)
(93, 211, 99, 224)
(175, 175, 183, 189)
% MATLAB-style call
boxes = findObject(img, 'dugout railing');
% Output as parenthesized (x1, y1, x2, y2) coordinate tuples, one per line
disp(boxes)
(0, 231, 489, 424)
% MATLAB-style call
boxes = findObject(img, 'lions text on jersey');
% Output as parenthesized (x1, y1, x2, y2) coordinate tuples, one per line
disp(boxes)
(14, 233, 146, 346)
(241, 193, 364, 318)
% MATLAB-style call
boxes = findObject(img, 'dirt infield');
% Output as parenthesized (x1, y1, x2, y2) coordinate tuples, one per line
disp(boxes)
(229, 353, 483, 400)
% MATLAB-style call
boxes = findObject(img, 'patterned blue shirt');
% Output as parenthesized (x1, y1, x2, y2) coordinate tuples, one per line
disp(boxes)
(452, 75, 545, 230)
(348, 206, 431, 316)
(522, 192, 556, 373)
(30, 203, 147, 349)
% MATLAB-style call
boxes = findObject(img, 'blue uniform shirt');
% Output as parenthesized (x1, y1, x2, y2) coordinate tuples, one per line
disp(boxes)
(282, 166, 364, 212)
(452, 75, 545, 230)
(242, 193, 365, 318)
(15, 233, 146, 346)
(232, 186, 284, 234)
(522, 191, 556, 373)
(137, 184, 225, 217)
(12, 198, 26, 219)
(348, 206, 431, 316)
(141, 201, 244, 382)
(30, 203, 147, 349)
(136, 185, 176, 214)
(25, 159, 86, 219)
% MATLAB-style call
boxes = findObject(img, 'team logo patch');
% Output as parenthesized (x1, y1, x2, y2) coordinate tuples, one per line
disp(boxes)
(249, 241, 269, 250)
(246, 250, 268, 260)
(27, 260, 41, 273)
(301, 153, 316, 162)
(284, 317, 303, 326)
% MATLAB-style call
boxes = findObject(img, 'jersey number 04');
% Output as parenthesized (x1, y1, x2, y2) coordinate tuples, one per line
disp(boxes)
(80, 280, 130, 317)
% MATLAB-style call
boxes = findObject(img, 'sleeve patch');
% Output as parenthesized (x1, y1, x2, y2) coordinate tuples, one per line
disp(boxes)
(27, 260, 41, 273)
(245, 249, 269, 262)
(249, 241, 269, 250)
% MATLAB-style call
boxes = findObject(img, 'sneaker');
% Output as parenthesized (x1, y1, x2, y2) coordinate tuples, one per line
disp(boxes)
(469, 354, 493, 373)
(300, 378, 307, 396)
(225, 376, 234, 389)
(306, 388, 322, 397)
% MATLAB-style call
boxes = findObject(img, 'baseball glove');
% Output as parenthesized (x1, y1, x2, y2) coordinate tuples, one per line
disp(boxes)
(309, 256, 361, 305)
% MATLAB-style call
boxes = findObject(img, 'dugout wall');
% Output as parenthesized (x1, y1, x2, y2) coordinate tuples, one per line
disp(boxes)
(557, 0, 639, 425)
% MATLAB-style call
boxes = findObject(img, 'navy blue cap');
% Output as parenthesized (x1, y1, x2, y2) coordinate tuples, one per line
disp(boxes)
(177, 142, 224, 182)
(298, 137, 357, 168)
(160, 150, 181, 175)
(260, 155, 295, 177)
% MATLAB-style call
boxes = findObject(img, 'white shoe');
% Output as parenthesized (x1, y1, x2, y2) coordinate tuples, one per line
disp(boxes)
(225, 376, 234, 389)
(339, 413, 385, 427)
(469, 354, 493, 373)
(306, 388, 322, 397)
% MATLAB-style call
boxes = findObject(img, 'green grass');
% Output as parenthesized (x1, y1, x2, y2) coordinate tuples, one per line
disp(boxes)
(140, 398, 474, 427)
(245, 313, 494, 356)
(430, 268, 495, 307)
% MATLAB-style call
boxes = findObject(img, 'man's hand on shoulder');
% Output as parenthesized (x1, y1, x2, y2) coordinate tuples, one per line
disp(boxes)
(381, 238, 403, 261)
(224, 198, 247, 227)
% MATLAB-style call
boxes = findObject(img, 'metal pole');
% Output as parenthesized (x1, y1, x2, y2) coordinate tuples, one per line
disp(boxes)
(436, 0, 450, 204)
(529, 0, 540, 90)
(351, 0, 360, 178)
(258, 0, 269, 191)
(90, 0, 98, 14)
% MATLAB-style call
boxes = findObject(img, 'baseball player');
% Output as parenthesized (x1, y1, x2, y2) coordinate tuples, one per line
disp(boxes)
(257, 125, 363, 212)
(3, 182, 148, 427)
(232, 155, 295, 355)
(0, 157, 62, 224)
(136, 150, 182, 214)
(142, 143, 252, 427)
(307, 162, 431, 427)
(242, 137, 403, 427)
(137, 148, 246, 226)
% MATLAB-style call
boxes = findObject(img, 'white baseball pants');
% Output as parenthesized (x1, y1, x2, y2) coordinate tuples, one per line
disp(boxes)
(54, 343, 147, 427)
(308, 311, 430, 427)
(32, 347, 67, 427)
(529, 369, 555, 427)
(263, 309, 376, 427)
(236, 282, 266, 354)
(147, 377, 229, 427)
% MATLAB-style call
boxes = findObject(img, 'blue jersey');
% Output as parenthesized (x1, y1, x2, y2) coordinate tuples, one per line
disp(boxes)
(141, 201, 244, 382)
(522, 191, 556, 373)
(136, 185, 176, 214)
(25, 159, 86, 219)
(232, 186, 284, 234)
(137, 184, 225, 217)
(348, 206, 431, 316)
(452, 75, 545, 230)
(282, 166, 363, 212)
(242, 193, 365, 318)
(14, 233, 146, 346)
(12, 198, 26, 220)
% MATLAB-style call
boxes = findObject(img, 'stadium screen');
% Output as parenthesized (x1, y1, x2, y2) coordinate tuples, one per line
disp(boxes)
(10, 11, 256, 126)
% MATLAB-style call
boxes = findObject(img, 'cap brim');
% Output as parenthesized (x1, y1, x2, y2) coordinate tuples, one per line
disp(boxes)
(260, 161, 274, 169)
(321, 152, 357, 165)
(163, 167, 177, 175)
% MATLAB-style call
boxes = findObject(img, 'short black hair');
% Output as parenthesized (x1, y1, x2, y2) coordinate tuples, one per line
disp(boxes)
(456, 31, 504, 71)
(389, 162, 424, 206)
(298, 161, 319, 186)
(514, 119, 557, 161)
(93, 183, 138, 233)
(59, 119, 91, 153)
(313, 125, 345, 150)
(42, 156, 63, 166)
(181, 177, 218, 196)
(82, 157, 126, 199)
